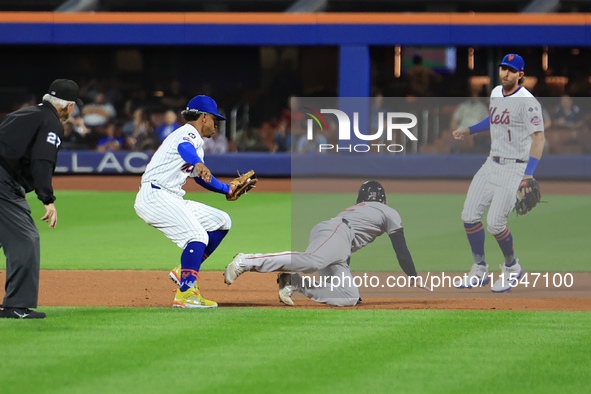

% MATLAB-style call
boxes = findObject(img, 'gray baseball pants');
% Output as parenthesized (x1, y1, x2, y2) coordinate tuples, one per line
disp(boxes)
(244, 217, 359, 307)
(0, 166, 41, 309)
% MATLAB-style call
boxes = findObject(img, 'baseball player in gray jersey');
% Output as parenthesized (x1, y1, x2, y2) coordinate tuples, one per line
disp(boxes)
(452, 54, 546, 292)
(223, 181, 420, 307)
(135, 95, 235, 309)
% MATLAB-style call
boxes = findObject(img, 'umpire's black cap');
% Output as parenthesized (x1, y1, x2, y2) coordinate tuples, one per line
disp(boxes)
(357, 180, 387, 204)
(48, 79, 83, 106)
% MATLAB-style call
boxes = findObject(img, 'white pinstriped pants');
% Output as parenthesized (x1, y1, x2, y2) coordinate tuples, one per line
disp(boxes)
(134, 183, 231, 249)
(462, 157, 526, 235)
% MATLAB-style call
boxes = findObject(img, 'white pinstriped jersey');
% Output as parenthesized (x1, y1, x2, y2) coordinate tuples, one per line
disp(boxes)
(141, 123, 204, 196)
(489, 86, 544, 161)
(336, 201, 403, 252)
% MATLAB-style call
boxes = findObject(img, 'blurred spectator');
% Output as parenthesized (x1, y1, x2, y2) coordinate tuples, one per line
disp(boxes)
(123, 87, 150, 117)
(122, 107, 150, 138)
(70, 115, 90, 139)
(102, 77, 122, 108)
(161, 79, 188, 112)
(96, 122, 125, 152)
(296, 126, 328, 153)
(235, 128, 267, 152)
(123, 107, 159, 151)
(257, 121, 276, 151)
(406, 55, 442, 97)
(448, 92, 490, 153)
(203, 131, 229, 154)
(272, 120, 291, 152)
(61, 121, 88, 150)
(277, 96, 307, 152)
(553, 94, 585, 132)
(155, 109, 181, 142)
(82, 92, 116, 127)
(128, 125, 159, 152)
(449, 94, 489, 131)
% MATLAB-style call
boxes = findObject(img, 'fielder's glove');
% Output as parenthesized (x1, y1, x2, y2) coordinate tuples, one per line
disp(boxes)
(226, 170, 257, 201)
(514, 178, 541, 215)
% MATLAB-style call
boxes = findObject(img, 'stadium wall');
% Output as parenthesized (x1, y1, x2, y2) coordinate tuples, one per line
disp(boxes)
(0, 12, 590, 98)
(3, 12, 590, 179)
(55, 151, 591, 180)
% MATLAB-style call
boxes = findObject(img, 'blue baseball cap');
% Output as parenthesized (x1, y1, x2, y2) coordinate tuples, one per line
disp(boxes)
(186, 95, 226, 120)
(499, 54, 525, 72)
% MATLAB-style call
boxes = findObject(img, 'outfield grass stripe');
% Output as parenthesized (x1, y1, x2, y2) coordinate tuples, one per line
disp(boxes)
(13, 191, 291, 271)
(2, 191, 586, 272)
(3, 308, 589, 394)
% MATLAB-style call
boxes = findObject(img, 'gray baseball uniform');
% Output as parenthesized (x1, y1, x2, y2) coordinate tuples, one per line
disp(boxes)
(462, 86, 544, 234)
(242, 201, 403, 306)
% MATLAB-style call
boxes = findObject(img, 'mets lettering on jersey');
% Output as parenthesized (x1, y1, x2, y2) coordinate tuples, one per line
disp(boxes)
(489, 86, 544, 161)
(489, 108, 510, 125)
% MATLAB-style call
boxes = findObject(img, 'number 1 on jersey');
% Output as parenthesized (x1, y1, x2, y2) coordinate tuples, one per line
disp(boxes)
(507, 129, 512, 142)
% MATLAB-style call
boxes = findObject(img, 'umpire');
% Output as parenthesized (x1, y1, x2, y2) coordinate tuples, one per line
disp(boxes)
(0, 79, 81, 319)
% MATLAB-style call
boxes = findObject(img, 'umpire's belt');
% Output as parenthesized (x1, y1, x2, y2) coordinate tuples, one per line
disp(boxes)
(492, 156, 527, 165)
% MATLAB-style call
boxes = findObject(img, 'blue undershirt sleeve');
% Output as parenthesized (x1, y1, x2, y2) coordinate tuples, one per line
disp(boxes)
(468, 116, 490, 134)
(193, 175, 230, 195)
(178, 142, 203, 165)
(178, 142, 229, 194)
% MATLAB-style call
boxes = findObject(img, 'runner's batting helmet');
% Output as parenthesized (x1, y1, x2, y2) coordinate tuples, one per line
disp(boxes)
(357, 181, 386, 204)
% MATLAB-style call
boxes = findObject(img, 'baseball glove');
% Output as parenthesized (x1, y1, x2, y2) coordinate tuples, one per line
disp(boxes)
(226, 170, 257, 201)
(514, 178, 541, 215)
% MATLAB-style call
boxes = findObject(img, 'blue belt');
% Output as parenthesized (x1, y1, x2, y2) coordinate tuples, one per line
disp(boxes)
(492, 156, 526, 164)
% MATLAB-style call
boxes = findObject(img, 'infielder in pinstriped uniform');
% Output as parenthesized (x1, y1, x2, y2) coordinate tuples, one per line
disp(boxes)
(452, 54, 546, 292)
(223, 181, 423, 307)
(135, 95, 233, 308)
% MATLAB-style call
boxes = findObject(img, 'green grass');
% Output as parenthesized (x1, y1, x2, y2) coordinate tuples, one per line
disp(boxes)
(292, 193, 591, 272)
(0, 191, 588, 272)
(1, 189, 589, 394)
(0, 308, 589, 394)
(10, 191, 291, 270)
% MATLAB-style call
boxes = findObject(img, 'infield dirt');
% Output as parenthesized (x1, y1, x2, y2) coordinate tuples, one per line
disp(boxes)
(1, 175, 588, 311)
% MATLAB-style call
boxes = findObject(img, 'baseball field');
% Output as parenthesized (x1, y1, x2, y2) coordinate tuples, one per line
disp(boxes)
(1, 176, 590, 393)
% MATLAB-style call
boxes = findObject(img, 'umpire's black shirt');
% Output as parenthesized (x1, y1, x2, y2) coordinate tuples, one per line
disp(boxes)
(0, 101, 64, 204)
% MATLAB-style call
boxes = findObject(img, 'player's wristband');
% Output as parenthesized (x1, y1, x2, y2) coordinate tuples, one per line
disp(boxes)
(468, 116, 490, 135)
(524, 157, 539, 176)
(178, 142, 203, 165)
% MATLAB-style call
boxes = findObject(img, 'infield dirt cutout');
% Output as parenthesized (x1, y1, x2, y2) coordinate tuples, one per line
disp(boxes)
(1, 175, 588, 311)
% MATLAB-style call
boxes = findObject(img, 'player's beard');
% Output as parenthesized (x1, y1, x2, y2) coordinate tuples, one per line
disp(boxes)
(501, 77, 519, 92)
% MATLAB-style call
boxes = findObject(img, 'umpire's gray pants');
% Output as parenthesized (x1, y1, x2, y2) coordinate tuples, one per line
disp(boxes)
(0, 166, 41, 308)
(244, 218, 359, 307)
